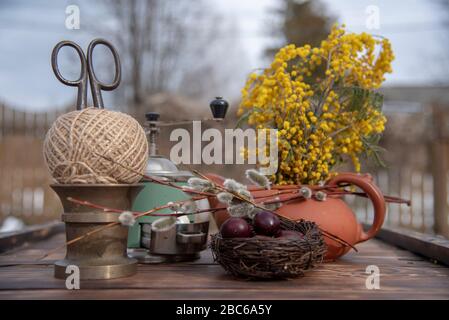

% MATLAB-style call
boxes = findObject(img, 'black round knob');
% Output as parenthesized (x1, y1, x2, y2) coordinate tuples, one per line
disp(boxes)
(210, 96, 228, 119)
(145, 112, 160, 121)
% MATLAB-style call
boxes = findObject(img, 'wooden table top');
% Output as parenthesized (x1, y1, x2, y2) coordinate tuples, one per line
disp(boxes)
(1, 232, 449, 300)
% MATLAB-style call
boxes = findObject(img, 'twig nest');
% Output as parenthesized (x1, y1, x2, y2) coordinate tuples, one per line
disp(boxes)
(210, 218, 327, 279)
(43, 107, 148, 184)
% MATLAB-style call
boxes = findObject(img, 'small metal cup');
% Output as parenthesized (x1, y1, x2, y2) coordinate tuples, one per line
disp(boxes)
(141, 218, 209, 256)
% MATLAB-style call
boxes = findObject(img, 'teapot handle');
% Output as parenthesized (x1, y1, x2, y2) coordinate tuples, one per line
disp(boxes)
(327, 172, 386, 243)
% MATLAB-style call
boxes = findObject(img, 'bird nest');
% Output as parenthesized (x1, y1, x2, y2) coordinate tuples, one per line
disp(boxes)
(210, 218, 327, 279)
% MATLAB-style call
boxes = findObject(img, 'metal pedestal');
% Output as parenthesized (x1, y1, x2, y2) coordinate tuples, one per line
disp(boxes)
(51, 184, 143, 280)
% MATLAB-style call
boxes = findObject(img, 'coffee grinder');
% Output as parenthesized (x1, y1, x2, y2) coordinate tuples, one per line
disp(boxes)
(127, 97, 228, 263)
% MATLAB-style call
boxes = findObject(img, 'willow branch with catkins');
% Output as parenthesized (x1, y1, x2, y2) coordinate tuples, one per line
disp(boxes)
(40, 196, 226, 260)
(44, 151, 409, 256)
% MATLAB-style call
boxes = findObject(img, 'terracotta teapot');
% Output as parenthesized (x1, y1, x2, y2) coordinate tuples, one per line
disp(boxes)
(206, 172, 386, 260)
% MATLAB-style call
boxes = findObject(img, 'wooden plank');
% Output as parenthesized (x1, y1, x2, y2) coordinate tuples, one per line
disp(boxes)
(1, 287, 448, 300)
(431, 105, 449, 238)
(1, 261, 448, 291)
(1, 229, 449, 299)
(0, 221, 64, 253)
(371, 224, 449, 266)
(432, 140, 449, 237)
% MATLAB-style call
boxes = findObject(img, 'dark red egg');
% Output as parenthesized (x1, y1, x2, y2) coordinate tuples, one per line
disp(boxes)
(253, 211, 281, 236)
(220, 217, 253, 238)
(277, 230, 304, 240)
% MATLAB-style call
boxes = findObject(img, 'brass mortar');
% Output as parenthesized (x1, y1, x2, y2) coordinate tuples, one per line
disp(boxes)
(51, 184, 144, 280)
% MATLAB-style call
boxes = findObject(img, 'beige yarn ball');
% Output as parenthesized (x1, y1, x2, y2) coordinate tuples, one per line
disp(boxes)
(43, 107, 148, 184)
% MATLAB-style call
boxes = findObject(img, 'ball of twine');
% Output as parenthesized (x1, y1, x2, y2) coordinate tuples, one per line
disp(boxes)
(43, 107, 148, 184)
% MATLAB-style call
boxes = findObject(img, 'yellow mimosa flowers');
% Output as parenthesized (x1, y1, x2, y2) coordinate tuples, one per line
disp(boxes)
(238, 25, 394, 185)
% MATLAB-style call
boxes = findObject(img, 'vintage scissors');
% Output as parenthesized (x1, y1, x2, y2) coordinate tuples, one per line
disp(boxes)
(51, 38, 121, 110)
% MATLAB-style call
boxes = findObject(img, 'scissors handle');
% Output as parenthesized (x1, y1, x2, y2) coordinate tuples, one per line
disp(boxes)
(87, 38, 121, 109)
(51, 40, 88, 110)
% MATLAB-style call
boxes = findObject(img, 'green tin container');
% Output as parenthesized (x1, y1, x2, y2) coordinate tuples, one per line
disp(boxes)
(127, 155, 194, 248)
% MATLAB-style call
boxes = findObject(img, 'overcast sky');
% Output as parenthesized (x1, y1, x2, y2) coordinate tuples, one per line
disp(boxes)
(0, 0, 448, 111)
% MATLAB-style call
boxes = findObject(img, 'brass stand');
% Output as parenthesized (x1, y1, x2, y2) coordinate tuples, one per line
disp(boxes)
(51, 184, 143, 280)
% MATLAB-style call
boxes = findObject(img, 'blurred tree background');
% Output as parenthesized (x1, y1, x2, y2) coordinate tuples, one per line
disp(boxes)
(91, 0, 243, 117)
(265, 0, 334, 58)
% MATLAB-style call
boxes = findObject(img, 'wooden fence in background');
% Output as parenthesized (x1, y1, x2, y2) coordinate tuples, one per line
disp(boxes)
(0, 103, 69, 225)
(1, 102, 449, 238)
(351, 105, 449, 238)
(349, 167, 436, 234)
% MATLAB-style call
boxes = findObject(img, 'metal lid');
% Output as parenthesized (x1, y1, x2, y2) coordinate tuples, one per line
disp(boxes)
(144, 155, 193, 181)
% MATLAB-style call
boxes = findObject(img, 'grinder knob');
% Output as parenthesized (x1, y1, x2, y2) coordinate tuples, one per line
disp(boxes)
(210, 97, 228, 119)
(145, 112, 160, 122)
